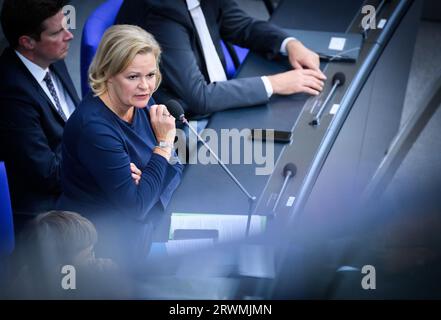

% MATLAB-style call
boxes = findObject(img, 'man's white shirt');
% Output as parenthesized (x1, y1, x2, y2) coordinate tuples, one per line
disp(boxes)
(185, 0, 296, 98)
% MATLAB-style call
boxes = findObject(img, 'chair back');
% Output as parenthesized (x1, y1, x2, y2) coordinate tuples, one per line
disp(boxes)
(0, 162, 14, 257)
(80, 0, 124, 97)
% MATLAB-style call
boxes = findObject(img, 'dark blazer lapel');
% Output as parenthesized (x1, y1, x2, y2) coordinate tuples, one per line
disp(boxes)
(7, 49, 67, 123)
(161, 0, 193, 28)
(51, 61, 80, 107)
(33, 80, 67, 124)
(176, 0, 226, 74)
(183, 10, 207, 71)
(155, 0, 213, 78)
(200, 0, 225, 63)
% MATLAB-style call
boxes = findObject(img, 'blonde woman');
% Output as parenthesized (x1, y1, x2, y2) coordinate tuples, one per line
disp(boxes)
(57, 25, 182, 265)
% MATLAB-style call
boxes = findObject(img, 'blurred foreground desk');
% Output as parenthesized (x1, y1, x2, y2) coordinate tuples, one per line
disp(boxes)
(166, 0, 421, 237)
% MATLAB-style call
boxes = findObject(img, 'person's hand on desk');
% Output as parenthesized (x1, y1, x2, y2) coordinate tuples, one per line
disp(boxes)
(149, 104, 176, 161)
(286, 39, 325, 76)
(268, 69, 325, 96)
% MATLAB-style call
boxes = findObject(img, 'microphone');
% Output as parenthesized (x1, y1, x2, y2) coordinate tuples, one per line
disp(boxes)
(310, 72, 346, 126)
(332, 72, 346, 87)
(166, 99, 185, 122)
(272, 163, 297, 213)
(166, 100, 257, 236)
(283, 163, 297, 177)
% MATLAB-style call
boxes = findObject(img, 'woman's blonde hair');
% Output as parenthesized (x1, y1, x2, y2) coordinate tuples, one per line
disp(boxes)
(88, 24, 162, 96)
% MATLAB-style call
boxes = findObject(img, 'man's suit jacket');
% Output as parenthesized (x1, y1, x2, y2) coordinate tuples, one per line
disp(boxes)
(116, 0, 289, 116)
(0, 47, 80, 215)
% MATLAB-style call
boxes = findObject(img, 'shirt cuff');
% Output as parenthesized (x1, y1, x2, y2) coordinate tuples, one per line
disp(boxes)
(261, 76, 273, 98)
(280, 37, 297, 56)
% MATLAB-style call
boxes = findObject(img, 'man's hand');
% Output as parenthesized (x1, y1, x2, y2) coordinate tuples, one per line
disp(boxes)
(268, 68, 326, 96)
(130, 162, 142, 185)
(286, 39, 325, 77)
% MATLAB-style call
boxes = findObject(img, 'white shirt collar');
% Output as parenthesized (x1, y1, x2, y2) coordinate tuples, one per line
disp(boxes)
(186, 0, 200, 11)
(15, 50, 50, 84)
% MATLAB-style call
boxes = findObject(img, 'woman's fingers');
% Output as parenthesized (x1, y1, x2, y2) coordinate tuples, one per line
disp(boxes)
(130, 162, 142, 185)
(131, 173, 140, 185)
(130, 162, 141, 175)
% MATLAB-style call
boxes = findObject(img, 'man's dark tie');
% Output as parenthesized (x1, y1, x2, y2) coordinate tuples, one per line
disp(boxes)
(43, 72, 68, 122)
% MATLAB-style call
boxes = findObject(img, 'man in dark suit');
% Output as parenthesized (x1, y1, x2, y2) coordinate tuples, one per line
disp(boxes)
(116, 0, 326, 117)
(0, 0, 80, 223)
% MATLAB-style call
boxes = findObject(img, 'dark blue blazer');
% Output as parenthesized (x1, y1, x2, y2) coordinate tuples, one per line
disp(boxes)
(0, 47, 80, 215)
(116, 0, 289, 115)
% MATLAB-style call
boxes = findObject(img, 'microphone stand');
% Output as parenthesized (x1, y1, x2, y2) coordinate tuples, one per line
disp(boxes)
(181, 116, 257, 236)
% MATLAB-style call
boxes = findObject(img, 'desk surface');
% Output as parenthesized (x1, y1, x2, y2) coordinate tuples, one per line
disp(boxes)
(272, 0, 364, 32)
(167, 0, 366, 215)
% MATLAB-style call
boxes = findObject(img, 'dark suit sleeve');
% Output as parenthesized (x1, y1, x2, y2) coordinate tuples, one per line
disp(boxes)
(78, 120, 170, 221)
(148, 14, 269, 115)
(0, 97, 61, 192)
(218, 0, 289, 59)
